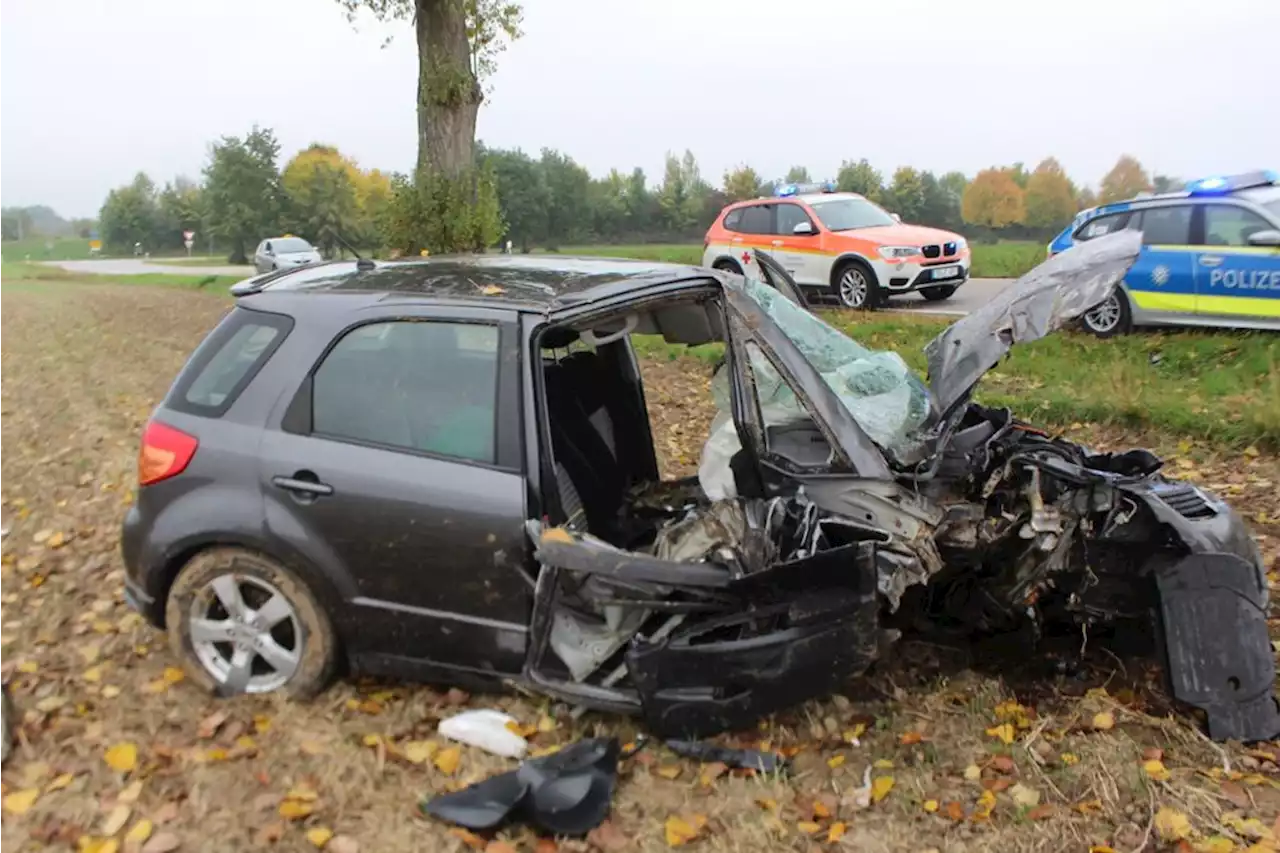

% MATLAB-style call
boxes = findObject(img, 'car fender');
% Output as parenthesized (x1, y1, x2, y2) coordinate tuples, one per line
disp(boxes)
(828, 251, 880, 287)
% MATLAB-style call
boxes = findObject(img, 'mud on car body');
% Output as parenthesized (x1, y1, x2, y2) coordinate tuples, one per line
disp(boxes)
(122, 233, 1279, 742)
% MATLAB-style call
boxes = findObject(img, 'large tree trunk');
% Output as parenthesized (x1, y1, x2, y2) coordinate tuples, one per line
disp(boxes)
(415, 0, 482, 178)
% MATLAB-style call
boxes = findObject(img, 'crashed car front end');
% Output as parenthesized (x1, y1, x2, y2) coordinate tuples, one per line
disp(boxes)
(524, 231, 1279, 743)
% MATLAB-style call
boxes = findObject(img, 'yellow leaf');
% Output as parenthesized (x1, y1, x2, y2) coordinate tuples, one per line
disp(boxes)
(871, 775, 895, 803)
(656, 764, 682, 780)
(83, 666, 104, 682)
(1143, 759, 1171, 781)
(3, 787, 40, 815)
(79, 839, 120, 853)
(434, 746, 461, 775)
(118, 781, 144, 804)
(985, 723, 1015, 744)
(1221, 811, 1274, 841)
(101, 804, 132, 836)
(254, 714, 272, 734)
(827, 754, 845, 769)
(755, 798, 778, 811)
(843, 722, 866, 742)
(973, 789, 997, 820)
(537, 715, 557, 733)
(46, 773, 76, 792)
(529, 744, 561, 758)
(796, 821, 821, 834)
(124, 818, 153, 849)
(286, 785, 319, 802)
(1060, 752, 1080, 766)
(162, 667, 185, 684)
(17, 660, 38, 673)
(1091, 711, 1115, 731)
(102, 686, 122, 699)
(827, 821, 847, 842)
(964, 764, 982, 780)
(664, 814, 706, 847)
(1089, 847, 1118, 853)
(1154, 807, 1193, 843)
(104, 742, 138, 773)
(873, 758, 894, 769)
(1009, 783, 1040, 807)
(306, 827, 334, 848)
(403, 740, 438, 764)
(1076, 799, 1104, 814)
(1195, 838, 1236, 853)
(279, 800, 315, 820)
(923, 799, 939, 813)
(994, 700, 1024, 720)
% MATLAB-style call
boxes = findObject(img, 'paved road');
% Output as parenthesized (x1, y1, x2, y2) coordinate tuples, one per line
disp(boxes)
(45, 259, 254, 277)
(48, 258, 1015, 317)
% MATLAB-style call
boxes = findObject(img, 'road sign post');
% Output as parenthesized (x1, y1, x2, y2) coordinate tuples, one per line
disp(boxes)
(183, 230, 195, 257)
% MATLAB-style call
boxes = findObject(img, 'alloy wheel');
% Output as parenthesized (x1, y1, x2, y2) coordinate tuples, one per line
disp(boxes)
(189, 573, 302, 694)
(1084, 294, 1122, 333)
(838, 268, 869, 308)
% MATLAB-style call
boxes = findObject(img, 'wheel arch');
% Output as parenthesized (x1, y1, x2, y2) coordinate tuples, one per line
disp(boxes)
(828, 251, 879, 288)
(709, 254, 744, 274)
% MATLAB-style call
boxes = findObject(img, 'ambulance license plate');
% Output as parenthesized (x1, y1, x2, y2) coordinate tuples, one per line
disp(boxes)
(931, 265, 960, 280)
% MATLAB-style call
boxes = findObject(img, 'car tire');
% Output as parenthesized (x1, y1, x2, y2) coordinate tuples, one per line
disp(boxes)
(712, 259, 743, 276)
(165, 548, 338, 700)
(1081, 288, 1132, 338)
(920, 285, 957, 301)
(832, 260, 880, 310)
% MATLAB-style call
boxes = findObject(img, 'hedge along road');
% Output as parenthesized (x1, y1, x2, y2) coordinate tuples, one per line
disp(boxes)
(44, 258, 1015, 317)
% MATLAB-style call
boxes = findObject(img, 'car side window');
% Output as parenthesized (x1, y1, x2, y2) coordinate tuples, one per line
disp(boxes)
(1203, 206, 1272, 246)
(737, 204, 774, 235)
(311, 320, 500, 465)
(264, 242, 273, 253)
(1074, 212, 1127, 241)
(722, 208, 743, 232)
(1133, 206, 1193, 245)
(775, 203, 815, 235)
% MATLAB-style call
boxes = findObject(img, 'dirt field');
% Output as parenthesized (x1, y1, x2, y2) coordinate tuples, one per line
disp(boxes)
(3, 281, 1279, 853)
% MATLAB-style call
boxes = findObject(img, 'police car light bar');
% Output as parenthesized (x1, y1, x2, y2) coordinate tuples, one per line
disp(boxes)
(1185, 170, 1279, 195)
(775, 180, 838, 197)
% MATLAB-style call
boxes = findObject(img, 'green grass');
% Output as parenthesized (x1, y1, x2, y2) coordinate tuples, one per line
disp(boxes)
(1, 261, 240, 290)
(555, 241, 1047, 279)
(633, 311, 1280, 450)
(1, 236, 95, 261)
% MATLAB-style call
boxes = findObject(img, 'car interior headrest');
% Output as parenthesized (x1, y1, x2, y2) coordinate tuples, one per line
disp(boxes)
(541, 327, 579, 349)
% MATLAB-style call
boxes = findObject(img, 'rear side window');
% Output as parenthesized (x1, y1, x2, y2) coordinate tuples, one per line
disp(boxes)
(722, 208, 743, 231)
(168, 307, 292, 416)
(1074, 212, 1128, 241)
(311, 320, 500, 465)
(1134, 205, 1193, 245)
(737, 204, 774, 235)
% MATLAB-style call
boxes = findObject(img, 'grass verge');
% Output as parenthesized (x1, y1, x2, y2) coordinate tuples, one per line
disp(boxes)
(557, 240, 1048, 279)
(1, 261, 240, 290)
(634, 310, 1280, 450)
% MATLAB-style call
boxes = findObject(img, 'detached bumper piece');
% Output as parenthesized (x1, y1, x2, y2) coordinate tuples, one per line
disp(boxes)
(1156, 553, 1280, 743)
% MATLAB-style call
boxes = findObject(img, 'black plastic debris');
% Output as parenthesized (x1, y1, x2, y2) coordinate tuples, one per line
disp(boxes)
(422, 737, 627, 836)
(664, 739, 789, 775)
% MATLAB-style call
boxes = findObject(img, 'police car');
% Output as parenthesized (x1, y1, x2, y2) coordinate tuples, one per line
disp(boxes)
(703, 182, 971, 310)
(1048, 170, 1280, 336)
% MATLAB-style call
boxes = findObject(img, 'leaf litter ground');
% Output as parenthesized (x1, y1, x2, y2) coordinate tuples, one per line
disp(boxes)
(3, 282, 1279, 852)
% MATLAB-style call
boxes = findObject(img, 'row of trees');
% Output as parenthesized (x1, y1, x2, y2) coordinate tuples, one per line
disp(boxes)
(96, 138, 1169, 259)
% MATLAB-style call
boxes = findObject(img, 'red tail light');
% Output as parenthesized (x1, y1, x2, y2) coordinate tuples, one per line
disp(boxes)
(138, 421, 198, 486)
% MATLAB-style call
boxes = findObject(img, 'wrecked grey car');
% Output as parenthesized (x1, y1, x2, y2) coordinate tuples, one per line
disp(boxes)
(127, 234, 1277, 744)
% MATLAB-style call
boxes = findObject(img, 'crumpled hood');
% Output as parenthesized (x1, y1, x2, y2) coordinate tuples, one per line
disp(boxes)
(924, 229, 1141, 417)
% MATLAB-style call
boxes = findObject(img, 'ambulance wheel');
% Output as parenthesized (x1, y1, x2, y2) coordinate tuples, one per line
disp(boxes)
(832, 260, 880, 310)
(1082, 288, 1132, 337)
(712, 259, 743, 276)
(921, 285, 956, 301)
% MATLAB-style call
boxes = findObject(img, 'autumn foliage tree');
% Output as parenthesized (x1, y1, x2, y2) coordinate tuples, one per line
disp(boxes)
(337, 0, 522, 252)
(1099, 154, 1152, 204)
(723, 165, 765, 202)
(1024, 157, 1077, 231)
(961, 167, 1026, 230)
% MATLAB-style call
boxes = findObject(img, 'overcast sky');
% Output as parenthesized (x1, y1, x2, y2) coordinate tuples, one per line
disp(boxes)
(3, 0, 1278, 218)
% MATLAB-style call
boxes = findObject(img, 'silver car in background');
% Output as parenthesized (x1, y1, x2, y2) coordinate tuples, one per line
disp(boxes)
(253, 236, 322, 273)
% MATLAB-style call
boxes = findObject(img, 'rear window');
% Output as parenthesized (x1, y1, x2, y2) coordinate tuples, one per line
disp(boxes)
(167, 307, 292, 416)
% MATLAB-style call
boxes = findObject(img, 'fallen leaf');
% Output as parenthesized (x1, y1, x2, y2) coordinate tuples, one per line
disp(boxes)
(1220, 811, 1273, 841)
(536, 715, 557, 733)
(755, 798, 778, 811)
(1155, 807, 1194, 843)
(254, 714, 272, 734)
(1092, 711, 1115, 731)
(1089, 847, 1118, 853)
(699, 761, 728, 787)
(873, 758, 894, 770)
(4, 787, 40, 815)
(944, 801, 965, 821)
(923, 799, 939, 813)
(46, 773, 75, 792)
(197, 710, 229, 739)
(1009, 784, 1040, 807)
(586, 820, 629, 851)
(796, 821, 821, 834)
(973, 789, 997, 821)
(124, 819, 153, 852)
(279, 800, 315, 820)
(844, 722, 867, 743)
(1076, 799, 1104, 814)
(35, 695, 67, 712)
(434, 746, 461, 775)
(403, 740, 438, 765)
(900, 731, 924, 745)
(447, 828, 487, 851)
(986, 723, 1015, 745)
(480, 285, 505, 296)
(826, 754, 845, 769)
(102, 804, 132, 835)
(118, 781, 144, 804)
(871, 775, 895, 803)
(982, 777, 1012, 793)
(990, 755, 1015, 773)
(963, 764, 982, 780)
(140, 832, 181, 853)
(305, 827, 333, 848)
(656, 764, 682, 780)
(78, 840, 120, 853)
(827, 821, 847, 842)
(1142, 747, 1164, 761)
(1195, 838, 1235, 853)
(1143, 759, 1172, 781)
(105, 742, 138, 773)
(1027, 804, 1055, 820)
(664, 814, 706, 847)
(327, 837, 360, 853)
(1220, 780, 1251, 809)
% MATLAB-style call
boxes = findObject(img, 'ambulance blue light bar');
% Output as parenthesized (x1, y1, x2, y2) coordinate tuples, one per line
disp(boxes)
(1185, 170, 1279, 196)
(775, 180, 837, 197)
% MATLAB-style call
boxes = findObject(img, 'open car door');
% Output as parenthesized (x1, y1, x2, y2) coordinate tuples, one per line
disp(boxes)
(750, 249, 811, 310)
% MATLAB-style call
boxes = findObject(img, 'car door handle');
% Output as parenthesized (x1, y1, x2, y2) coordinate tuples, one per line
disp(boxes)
(1199, 255, 1224, 267)
(731, 237, 744, 243)
(272, 474, 333, 497)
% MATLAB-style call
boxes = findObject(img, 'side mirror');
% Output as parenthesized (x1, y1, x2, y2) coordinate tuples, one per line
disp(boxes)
(792, 221, 815, 236)
(1246, 229, 1280, 247)
(891, 213, 903, 223)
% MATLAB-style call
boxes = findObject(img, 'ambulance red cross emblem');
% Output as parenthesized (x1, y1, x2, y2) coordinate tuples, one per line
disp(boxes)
(741, 251, 751, 265)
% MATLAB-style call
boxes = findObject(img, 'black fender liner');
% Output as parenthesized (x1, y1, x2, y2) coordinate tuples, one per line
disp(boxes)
(1155, 552, 1280, 743)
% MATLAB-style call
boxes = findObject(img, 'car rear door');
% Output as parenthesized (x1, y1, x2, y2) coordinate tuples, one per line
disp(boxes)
(1122, 204, 1197, 319)
(258, 308, 532, 680)
(1195, 202, 1280, 322)
(771, 202, 824, 286)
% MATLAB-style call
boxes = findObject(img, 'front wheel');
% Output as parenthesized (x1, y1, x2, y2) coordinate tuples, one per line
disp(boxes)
(920, 285, 956, 301)
(1081, 288, 1132, 337)
(166, 548, 338, 700)
(712, 259, 743, 276)
(832, 262, 880, 310)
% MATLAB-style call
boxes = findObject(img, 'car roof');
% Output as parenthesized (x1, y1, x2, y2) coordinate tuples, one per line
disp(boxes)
(727, 191, 868, 209)
(235, 254, 716, 312)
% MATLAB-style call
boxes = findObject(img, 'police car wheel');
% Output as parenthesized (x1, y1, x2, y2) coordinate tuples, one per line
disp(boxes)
(834, 262, 879, 310)
(1082, 289, 1132, 338)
